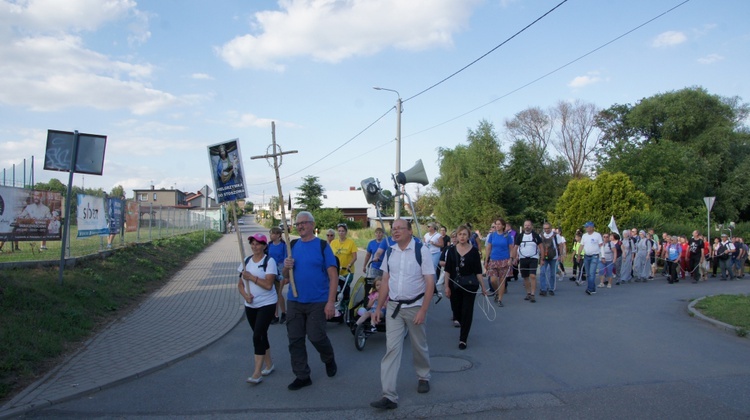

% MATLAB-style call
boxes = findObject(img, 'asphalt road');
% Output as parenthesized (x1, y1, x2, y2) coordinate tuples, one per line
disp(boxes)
(26, 220, 750, 419)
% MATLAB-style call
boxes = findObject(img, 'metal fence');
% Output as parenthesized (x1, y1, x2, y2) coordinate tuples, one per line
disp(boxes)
(0, 206, 227, 264)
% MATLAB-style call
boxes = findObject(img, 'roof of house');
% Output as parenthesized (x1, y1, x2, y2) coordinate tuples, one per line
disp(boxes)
(320, 190, 369, 209)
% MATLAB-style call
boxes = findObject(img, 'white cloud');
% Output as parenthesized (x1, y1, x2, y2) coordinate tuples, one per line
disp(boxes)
(651, 30, 687, 48)
(232, 113, 277, 128)
(191, 73, 214, 80)
(217, 0, 482, 70)
(0, 0, 136, 33)
(0, 1, 196, 114)
(568, 72, 602, 88)
(697, 53, 724, 65)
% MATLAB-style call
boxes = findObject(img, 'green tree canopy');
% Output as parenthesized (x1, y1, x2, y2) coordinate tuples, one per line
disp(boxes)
(552, 172, 650, 239)
(597, 87, 750, 222)
(433, 120, 507, 229)
(295, 175, 324, 212)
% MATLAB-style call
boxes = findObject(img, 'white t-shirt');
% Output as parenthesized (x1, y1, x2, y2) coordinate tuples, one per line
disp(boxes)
(237, 255, 279, 309)
(581, 232, 603, 256)
(423, 231, 442, 255)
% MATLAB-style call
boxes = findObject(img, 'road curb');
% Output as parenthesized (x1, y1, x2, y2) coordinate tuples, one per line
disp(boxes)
(687, 295, 744, 336)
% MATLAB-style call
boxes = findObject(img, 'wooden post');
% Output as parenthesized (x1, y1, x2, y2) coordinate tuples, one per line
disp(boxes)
(250, 122, 299, 297)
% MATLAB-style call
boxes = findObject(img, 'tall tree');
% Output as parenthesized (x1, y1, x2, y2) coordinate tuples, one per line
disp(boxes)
(552, 100, 602, 178)
(295, 175, 324, 212)
(433, 120, 508, 229)
(504, 106, 553, 158)
(597, 87, 750, 222)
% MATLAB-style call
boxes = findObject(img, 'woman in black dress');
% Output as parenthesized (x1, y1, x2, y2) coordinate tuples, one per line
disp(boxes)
(444, 225, 488, 350)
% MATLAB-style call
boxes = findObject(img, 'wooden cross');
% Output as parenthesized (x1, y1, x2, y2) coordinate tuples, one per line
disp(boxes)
(251, 122, 299, 297)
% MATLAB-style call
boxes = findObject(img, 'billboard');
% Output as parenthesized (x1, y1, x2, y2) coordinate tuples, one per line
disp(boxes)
(107, 197, 124, 235)
(207, 139, 246, 203)
(44, 130, 107, 175)
(76, 194, 108, 238)
(0, 187, 63, 241)
(125, 200, 139, 232)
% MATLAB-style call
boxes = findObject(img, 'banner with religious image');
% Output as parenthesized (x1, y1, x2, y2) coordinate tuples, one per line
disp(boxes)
(207, 139, 247, 203)
(76, 194, 108, 238)
(0, 186, 63, 241)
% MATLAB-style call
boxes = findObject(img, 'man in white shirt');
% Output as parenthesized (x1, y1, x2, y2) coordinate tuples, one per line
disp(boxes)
(577, 221, 603, 295)
(371, 219, 435, 410)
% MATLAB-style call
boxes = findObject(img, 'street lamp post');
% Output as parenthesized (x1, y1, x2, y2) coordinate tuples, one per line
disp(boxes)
(373, 86, 402, 219)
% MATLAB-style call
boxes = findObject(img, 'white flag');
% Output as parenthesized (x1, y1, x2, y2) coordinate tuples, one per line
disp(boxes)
(608, 215, 619, 234)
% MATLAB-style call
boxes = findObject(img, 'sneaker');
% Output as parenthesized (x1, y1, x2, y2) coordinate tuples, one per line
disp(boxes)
(607, 284, 612, 289)
(288, 377, 312, 390)
(575, 280, 582, 286)
(497, 300, 504, 307)
(453, 320, 460, 328)
(279, 313, 286, 324)
(417, 379, 430, 393)
(370, 325, 377, 332)
(325, 359, 337, 377)
(458, 341, 467, 350)
(435, 294, 442, 304)
(40, 246, 48, 250)
(539, 290, 547, 296)
(530, 295, 536, 303)
(598, 283, 605, 288)
(246, 375, 263, 384)
(711, 274, 716, 278)
(370, 397, 398, 410)
(548, 290, 555, 296)
(261, 364, 275, 376)
(570, 277, 576, 281)
(586, 290, 597, 295)
(524, 294, 531, 301)
(270, 316, 279, 325)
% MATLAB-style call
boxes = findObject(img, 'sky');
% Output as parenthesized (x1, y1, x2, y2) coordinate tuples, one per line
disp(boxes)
(1, 0, 748, 207)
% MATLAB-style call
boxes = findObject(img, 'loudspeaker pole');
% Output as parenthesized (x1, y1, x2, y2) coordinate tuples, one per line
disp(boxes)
(374, 86, 402, 220)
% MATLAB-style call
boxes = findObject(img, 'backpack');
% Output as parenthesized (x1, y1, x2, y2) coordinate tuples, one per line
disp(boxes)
(291, 238, 338, 273)
(385, 240, 423, 271)
(241, 254, 272, 277)
(542, 234, 559, 261)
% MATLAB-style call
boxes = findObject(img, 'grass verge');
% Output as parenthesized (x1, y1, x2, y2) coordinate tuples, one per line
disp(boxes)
(694, 294, 750, 333)
(0, 230, 222, 402)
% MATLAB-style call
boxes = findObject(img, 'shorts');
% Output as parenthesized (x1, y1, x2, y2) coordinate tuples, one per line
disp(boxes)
(486, 259, 511, 279)
(599, 261, 614, 277)
(519, 258, 538, 278)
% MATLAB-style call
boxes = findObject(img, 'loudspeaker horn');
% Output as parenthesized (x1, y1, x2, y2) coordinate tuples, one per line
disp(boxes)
(396, 159, 429, 186)
(361, 177, 385, 205)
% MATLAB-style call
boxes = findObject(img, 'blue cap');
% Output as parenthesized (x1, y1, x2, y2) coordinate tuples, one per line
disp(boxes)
(584, 221, 595, 228)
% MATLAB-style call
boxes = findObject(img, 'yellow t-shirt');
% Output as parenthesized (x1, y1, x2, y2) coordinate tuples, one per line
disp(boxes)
(331, 237, 358, 274)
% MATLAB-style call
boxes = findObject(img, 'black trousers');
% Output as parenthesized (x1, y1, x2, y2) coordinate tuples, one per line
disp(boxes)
(450, 285, 478, 343)
(245, 304, 276, 355)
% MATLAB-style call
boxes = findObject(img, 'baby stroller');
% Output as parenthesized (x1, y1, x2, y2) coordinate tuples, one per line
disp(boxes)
(351, 275, 386, 351)
(331, 272, 356, 324)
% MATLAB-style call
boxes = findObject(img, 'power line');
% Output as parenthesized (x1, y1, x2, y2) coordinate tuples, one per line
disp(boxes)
(403, 0, 569, 103)
(406, 0, 692, 138)
(244, 106, 395, 187)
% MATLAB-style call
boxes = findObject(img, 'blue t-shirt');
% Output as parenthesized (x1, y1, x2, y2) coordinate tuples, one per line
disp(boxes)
(287, 238, 338, 303)
(667, 244, 681, 262)
(267, 241, 287, 274)
(488, 231, 513, 260)
(366, 239, 384, 270)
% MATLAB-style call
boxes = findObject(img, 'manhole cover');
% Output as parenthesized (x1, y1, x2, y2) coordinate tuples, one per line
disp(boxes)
(430, 355, 473, 373)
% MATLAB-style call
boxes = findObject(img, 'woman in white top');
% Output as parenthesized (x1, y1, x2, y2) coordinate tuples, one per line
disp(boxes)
(237, 233, 278, 384)
(424, 222, 444, 272)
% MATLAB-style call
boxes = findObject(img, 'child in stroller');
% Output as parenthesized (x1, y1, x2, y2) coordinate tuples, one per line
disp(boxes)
(353, 277, 384, 332)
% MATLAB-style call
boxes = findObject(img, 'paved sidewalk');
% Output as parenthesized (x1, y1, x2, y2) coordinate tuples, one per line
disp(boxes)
(1, 228, 255, 418)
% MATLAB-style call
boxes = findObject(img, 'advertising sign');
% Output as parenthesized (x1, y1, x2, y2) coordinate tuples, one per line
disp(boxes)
(76, 194, 108, 238)
(125, 200, 139, 232)
(207, 139, 246, 203)
(44, 130, 107, 175)
(107, 197, 124, 235)
(0, 186, 63, 241)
